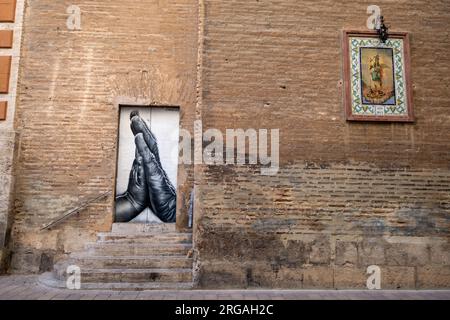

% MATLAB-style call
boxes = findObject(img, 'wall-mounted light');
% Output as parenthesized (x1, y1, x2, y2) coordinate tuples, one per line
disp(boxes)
(376, 16, 389, 43)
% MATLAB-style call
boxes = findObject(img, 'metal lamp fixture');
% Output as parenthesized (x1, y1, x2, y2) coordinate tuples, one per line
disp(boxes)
(376, 16, 389, 43)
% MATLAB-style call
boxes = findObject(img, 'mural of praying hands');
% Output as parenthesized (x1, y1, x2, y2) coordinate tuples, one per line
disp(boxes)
(115, 111, 177, 223)
(130, 111, 162, 167)
(115, 154, 149, 222)
(135, 133, 177, 223)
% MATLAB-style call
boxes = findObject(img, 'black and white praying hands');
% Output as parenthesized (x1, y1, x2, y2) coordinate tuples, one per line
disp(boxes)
(115, 111, 177, 223)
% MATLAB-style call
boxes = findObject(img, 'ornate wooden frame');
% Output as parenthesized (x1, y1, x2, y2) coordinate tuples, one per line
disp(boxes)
(342, 30, 414, 122)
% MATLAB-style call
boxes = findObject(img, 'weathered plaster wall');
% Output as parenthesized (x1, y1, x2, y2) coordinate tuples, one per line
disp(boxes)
(0, 0, 25, 271)
(194, 0, 450, 288)
(9, 0, 198, 273)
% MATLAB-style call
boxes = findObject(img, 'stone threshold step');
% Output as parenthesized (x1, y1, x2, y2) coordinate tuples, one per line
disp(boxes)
(39, 272, 193, 291)
(57, 255, 193, 269)
(98, 232, 192, 239)
(111, 223, 177, 234)
(98, 239, 192, 245)
(86, 243, 193, 249)
(54, 268, 192, 283)
(85, 243, 192, 256)
(97, 235, 192, 244)
(69, 254, 193, 260)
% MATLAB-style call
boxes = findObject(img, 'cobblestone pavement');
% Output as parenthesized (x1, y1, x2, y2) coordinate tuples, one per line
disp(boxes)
(0, 275, 449, 300)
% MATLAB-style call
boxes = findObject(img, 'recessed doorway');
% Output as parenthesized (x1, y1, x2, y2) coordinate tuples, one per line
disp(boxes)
(115, 105, 180, 224)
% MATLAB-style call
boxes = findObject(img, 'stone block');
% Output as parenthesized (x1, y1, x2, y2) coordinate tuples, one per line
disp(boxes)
(417, 266, 450, 289)
(0, 220, 6, 247)
(430, 243, 450, 265)
(302, 266, 334, 289)
(335, 241, 358, 266)
(245, 263, 304, 288)
(334, 267, 366, 289)
(358, 240, 385, 266)
(382, 267, 416, 289)
(274, 267, 304, 288)
(385, 243, 429, 266)
(197, 261, 246, 289)
(309, 237, 331, 265)
(9, 250, 41, 273)
(0, 248, 5, 272)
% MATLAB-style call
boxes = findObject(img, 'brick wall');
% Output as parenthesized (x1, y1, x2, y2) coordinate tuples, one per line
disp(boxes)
(194, 0, 450, 288)
(9, 0, 198, 273)
(5, 0, 450, 289)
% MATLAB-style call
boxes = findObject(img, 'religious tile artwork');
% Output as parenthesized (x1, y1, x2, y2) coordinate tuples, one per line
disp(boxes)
(115, 106, 180, 224)
(343, 31, 414, 122)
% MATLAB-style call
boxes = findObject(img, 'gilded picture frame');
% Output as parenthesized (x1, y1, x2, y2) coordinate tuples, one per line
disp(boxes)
(343, 30, 414, 122)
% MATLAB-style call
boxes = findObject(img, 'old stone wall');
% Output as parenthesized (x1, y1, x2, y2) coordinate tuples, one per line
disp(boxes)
(8, 0, 198, 273)
(194, 0, 450, 288)
(0, 0, 25, 271)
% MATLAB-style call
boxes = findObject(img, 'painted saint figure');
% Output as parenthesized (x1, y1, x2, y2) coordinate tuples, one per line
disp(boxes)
(369, 54, 383, 93)
(115, 111, 177, 223)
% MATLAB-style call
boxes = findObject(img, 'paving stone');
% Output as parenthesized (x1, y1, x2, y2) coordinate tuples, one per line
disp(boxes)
(0, 275, 450, 300)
